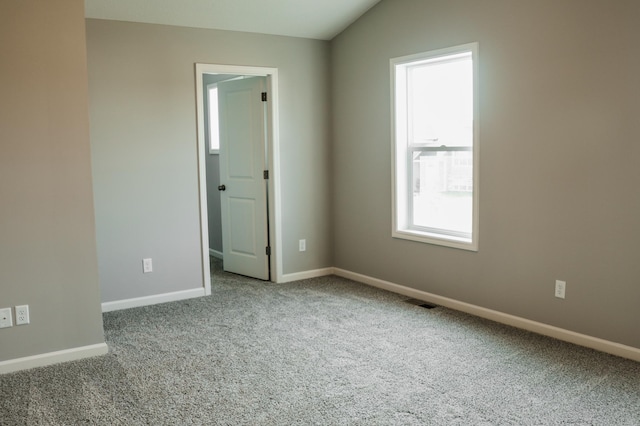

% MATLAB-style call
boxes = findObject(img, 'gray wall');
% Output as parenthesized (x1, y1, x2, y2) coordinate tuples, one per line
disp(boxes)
(86, 19, 333, 303)
(0, 0, 105, 361)
(206, 152, 222, 254)
(331, 0, 640, 349)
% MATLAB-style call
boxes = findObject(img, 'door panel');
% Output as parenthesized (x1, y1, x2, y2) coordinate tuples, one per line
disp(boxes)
(227, 198, 257, 256)
(218, 77, 269, 280)
(226, 91, 255, 179)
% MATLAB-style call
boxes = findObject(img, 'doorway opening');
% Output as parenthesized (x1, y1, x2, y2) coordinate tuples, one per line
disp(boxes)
(195, 64, 282, 295)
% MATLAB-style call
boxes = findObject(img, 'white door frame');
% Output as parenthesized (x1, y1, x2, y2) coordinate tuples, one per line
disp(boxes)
(195, 63, 283, 294)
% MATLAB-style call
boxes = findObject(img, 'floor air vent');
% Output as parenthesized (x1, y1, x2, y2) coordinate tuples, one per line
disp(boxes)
(405, 299, 438, 309)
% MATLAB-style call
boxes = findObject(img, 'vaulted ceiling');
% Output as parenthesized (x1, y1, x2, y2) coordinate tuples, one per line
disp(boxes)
(85, 0, 382, 40)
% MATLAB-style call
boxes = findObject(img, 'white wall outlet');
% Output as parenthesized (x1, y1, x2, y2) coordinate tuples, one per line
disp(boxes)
(0, 307, 13, 328)
(15, 305, 30, 325)
(143, 258, 153, 273)
(299, 239, 306, 252)
(555, 280, 566, 299)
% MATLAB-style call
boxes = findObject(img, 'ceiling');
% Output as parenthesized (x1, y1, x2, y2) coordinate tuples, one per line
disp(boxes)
(85, 0, 382, 41)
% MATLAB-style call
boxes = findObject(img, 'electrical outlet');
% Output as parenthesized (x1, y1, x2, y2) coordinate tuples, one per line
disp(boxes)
(143, 258, 153, 273)
(0, 307, 13, 328)
(15, 305, 29, 325)
(299, 239, 306, 252)
(555, 280, 566, 299)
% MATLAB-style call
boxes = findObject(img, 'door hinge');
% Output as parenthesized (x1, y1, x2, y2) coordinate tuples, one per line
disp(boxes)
(266, 246, 271, 256)
(261, 92, 267, 102)
(263, 170, 269, 180)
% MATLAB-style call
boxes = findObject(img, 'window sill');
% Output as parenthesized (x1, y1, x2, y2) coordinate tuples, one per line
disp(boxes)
(392, 228, 477, 252)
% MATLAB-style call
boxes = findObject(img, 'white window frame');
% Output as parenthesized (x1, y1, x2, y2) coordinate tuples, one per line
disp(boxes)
(391, 43, 479, 251)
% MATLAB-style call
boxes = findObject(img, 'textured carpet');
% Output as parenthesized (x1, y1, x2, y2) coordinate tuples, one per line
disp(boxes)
(1, 258, 639, 425)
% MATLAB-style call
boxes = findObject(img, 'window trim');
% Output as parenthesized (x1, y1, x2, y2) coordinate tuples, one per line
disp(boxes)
(391, 43, 479, 251)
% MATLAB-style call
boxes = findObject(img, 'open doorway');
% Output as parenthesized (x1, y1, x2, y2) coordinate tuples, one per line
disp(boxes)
(195, 64, 282, 295)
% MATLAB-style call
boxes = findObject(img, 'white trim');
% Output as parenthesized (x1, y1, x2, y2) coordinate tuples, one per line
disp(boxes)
(195, 64, 213, 297)
(266, 72, 283, 284)
(333, 268, 640, 362)
(101, 288, 205, 313)
(195, 64, 282, 289)
(0, 343, 108, 375)
(279, 267, 334, 283)
(209, 249, 223, 259)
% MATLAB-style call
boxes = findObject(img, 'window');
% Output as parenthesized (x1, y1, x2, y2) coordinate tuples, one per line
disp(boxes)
(207, 84, 220, 154)
(391, 43, 478, 251)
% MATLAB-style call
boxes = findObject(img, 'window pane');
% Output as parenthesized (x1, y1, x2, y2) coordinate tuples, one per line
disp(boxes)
(408, 55, 473, 147)
(412, 150, 472, 236)
(208, 86, 220, 152)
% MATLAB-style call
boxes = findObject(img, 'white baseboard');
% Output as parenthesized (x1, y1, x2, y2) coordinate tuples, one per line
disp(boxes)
(279, 267, 335, 283)
(334, 268, 640, 363)
(102, 288, 206, 313)
(0, 343, 108, 375)
(209, 249, 223, 260)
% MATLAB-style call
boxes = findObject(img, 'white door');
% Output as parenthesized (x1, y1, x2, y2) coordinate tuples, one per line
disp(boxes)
(217, 77, 269, 280)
